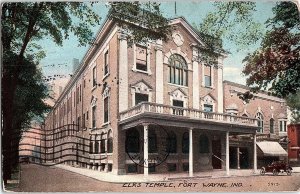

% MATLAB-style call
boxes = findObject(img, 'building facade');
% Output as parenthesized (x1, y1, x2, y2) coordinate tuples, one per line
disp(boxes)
(288, 124, 300, 165)
(43, 16, 259, 176)
(223, 81, 288, 168)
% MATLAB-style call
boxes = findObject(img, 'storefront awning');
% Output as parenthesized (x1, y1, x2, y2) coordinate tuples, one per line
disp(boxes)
(257, 141, 288, 157)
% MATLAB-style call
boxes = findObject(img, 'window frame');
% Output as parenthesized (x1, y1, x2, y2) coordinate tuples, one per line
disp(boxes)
(104, 50, 109, 78)
(132, 43, 152, 75)
(168, 54, 188, 86)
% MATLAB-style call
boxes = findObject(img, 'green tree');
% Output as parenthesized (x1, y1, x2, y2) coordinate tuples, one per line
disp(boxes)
(195, 2, 264, 51)
(286, 91, 300, 123)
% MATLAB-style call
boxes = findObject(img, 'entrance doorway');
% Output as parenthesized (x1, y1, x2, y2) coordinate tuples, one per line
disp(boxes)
(240, 147, 249, 169)
(212, 140, 222, 169)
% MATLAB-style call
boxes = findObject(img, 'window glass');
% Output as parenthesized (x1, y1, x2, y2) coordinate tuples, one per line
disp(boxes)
(270, 118, 274, 134)
(104, 51, 109, 75)
(92, 106, 96, 128)
(100, 133, 105, 153)
(135, 93, 149, 105)
(136, 45, 147, 71)
(107, 130, 113, 153)
(204, 65, 212, 87)
(92, 67, 97, 87)
(173, 100, 184, 115)
(256, 112, 264, 133)
(168, 54, 188, 86)
(204, 104, 213, 112)
(104, 97, 109, 123)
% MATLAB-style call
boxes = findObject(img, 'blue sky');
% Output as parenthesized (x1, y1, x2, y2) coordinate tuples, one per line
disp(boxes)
(40, 1, 278, 85)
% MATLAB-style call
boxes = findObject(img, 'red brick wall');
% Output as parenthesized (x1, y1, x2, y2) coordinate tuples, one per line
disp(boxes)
(288, 124, 300, 161)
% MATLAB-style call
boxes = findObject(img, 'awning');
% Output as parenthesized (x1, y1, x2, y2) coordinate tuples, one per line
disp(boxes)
(257, 141, 288, 157)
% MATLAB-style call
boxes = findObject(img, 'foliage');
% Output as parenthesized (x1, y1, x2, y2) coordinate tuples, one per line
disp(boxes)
(242, 2, 300, 98)
(286, 91, 300, 123)
(196, 2, 264, 51)
(108, 2, 171, 45)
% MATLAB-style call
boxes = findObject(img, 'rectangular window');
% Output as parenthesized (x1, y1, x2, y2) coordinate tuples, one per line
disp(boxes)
(204, 104, 213, 112)
(173, 100, 184, 115)
(136, 45, 147, 71)
(135, 93, 149, 105)
(92, 106, 96, 128)
(79, 85, 81, 102)
(77, 116, 81, 131)
(86, 111, 89, 120)
(92, 66, 97, 87)
(83, 114, 86, 128)
(280, 120, 287, 132)
(73, 92, 75, 107)
(104, 51, 109, 76)
(104, 97, 109, 123)
(204, 65, 212, 87)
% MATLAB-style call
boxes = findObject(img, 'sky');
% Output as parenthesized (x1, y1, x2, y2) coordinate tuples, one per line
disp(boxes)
(40, 1, 278, 85)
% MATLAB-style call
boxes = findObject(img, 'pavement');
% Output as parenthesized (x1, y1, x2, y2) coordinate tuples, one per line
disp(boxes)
(56, 164, 262, 183)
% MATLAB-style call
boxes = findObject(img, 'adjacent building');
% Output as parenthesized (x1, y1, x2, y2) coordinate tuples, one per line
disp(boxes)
(44, 15, 289, 177)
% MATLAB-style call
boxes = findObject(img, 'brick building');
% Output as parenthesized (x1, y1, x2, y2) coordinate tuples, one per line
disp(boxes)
(288, 124, 300, 165)
(43, 16, 262, 177)
(223, 81, 288, 168)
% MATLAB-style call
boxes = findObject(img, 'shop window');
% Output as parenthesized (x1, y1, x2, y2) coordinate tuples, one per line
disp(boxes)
(94, 137, 99, 154)
(100, 132, 106, 153)
(149, 164, 156, 173)
(107, 130, 113, 153)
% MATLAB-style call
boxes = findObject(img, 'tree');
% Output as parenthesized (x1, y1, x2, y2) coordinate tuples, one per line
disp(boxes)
(286, 91, 300, 123)
(195, 2, 264, 51)
(242, 2, 300, 97)
(2, 2, 170, 184)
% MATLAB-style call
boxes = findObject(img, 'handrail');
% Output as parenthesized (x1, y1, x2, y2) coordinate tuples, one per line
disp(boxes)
(119, 102, 258, 126)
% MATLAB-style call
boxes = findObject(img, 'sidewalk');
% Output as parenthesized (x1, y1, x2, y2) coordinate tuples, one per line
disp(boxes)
(55, 164, 259, 183)
(292, 167, 300, 173)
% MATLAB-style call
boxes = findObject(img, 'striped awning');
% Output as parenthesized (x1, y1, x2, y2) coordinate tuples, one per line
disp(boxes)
(257, 141, 288, 157)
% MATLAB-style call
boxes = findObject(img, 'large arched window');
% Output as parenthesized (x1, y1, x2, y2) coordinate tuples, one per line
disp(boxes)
(270, 118, 274, 134)
(167, 131, 177, 153)
(107, 130, 113, 153)
(256, 112, 264, 133)
(182, 132, 189, 154)
(149, 129, 157, 153)
(199, 134, 209, 153)
(168, 54, 188, 86)
(126, 129, 140, 153)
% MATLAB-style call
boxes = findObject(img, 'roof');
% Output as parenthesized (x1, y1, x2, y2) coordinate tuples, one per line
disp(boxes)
(257, 141, 288, 157)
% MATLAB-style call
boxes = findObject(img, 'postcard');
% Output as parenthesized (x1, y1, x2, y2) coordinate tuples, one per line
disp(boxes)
(2, 0, 300, 192)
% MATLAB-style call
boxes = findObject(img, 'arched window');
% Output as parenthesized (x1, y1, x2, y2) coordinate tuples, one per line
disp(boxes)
(94, 135, 99, 154)
(256, 112, 264, 133)
(100, 132, 106, 153)
(126, 129, 140, 153)
(182, 132, 189, 154)
(149, 129, 157, 153)
(270, 118, 274, 134)
(168, 54, 188, 86)
(167, 131, 177, 153)
(199, 134, 209, 153)
(107, 130, 113, 153)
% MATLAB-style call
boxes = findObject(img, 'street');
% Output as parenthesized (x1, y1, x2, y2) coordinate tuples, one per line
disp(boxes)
(10, 164, 300, 192)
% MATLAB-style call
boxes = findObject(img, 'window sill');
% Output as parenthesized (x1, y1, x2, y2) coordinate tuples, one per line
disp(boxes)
(204, 85, 214, 89)
(132, 68, 152, 75)
(91, 86, 97, 91)
(102, 121, 110, 127)
(102, 73, 110, 81)
(167, 83, 188, 88)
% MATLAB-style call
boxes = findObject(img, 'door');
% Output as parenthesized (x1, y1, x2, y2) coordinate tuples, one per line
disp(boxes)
(212, 140, 222, 169)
